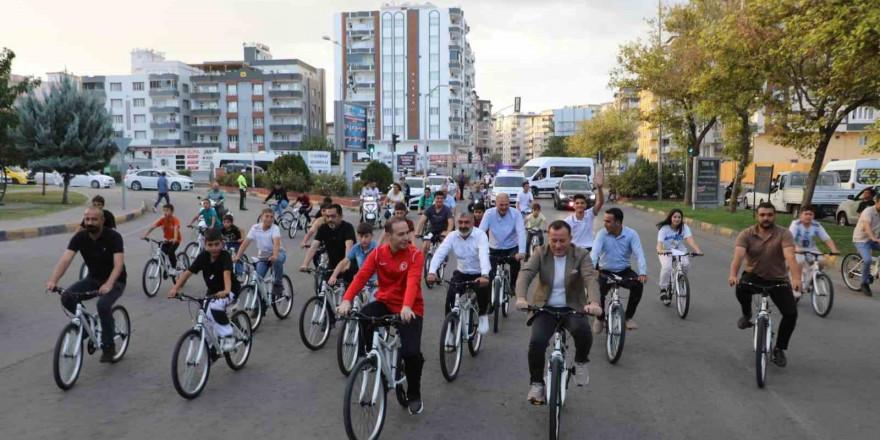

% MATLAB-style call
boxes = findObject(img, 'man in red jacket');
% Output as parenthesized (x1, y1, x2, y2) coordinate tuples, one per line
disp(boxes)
(338, 217, 426, 415)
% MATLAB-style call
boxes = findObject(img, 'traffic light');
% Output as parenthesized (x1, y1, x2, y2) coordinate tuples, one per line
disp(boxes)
(468, 152, 473, 163)
(368, 143, 375, 158)
(391, 134, 400, 150)
(687, 146, 694, 156)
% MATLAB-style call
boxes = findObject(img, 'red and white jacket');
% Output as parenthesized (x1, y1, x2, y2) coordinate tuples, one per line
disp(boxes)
(344, 243, 425, 317)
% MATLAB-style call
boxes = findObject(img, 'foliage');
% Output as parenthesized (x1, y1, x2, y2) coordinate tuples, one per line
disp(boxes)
(567, 107, 638, 163)
(12, 77, 115, 204)
(613, 157, 684, 199)
(359, 161, 393, 192)
(351, 180, 365, 196)
(109, 170, 122, 183)
(0, 48, 40, 167)
(311, 173, 348, 196)
(217, 171, 242, 187)
(301, 135, 339, 166)
(541, 136, 570, 157)
(266, 154, 311, 192)
(177, 169, 191, 177)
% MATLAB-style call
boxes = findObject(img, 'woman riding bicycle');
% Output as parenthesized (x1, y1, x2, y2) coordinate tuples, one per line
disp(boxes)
(656, 209, 702, 303)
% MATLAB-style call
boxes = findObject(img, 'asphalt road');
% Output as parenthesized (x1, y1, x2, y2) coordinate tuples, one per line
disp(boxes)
(1, 188, 878, 440)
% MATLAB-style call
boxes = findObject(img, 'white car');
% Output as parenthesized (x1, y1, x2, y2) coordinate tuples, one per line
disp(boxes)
(425, 174, 458, 198)
(125, 169, 194, 191)
(66, 171, 116, 188)
(406, 177, 426, 209)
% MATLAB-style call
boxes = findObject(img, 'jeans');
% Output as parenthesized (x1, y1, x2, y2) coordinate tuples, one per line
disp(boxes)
(528, 307, 592, 384)
(489, 247, 521, 297)
(239, 188, 247, 210)
(735, 272, 797, 350)
(445, 271, 490, 316)
(658, 255, 690, 289)
(598, 268, 644, 320)
(154, 192, 170, 208)
(160, 241, 180, 268)
(855, 241, 880, 285)
(61, 278, 125, 351)
(272, 200, 289, 217)
(256, 251, 287, 286)
(359, 301, 425, 400)
(225, 243, 243, 275)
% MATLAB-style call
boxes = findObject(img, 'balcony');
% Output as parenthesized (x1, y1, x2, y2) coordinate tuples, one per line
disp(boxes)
(355, 82, 375, 90)
(349, 29, 374, 37)
(191, 108, 220, 116)
(150, 106, 180, 114)
(449, 98, 462, 105)
(268, 89, 303, 98)
(269, 107, 304, 116)
(349, 64, 375, 72)
(449, 117, 462, 123)
(271, 73, 303, 82)
(192, 125, 221, 133)
(150, 122, 181, 130)
(270, 124, 304, 133)
(192, 141, 221, 148)
(450, 62, 461, 70)
(151, 139, 181, 146)
(347, 47, 375, 55)
(192, 92, 220, 100)
(270, 141, 302, 150)
(149, 89, 180, 98)
(84, 89, 106, 99)
(449, 80, 462, 87)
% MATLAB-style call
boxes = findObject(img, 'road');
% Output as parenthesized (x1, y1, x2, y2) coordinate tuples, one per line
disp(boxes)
(1, 188, 878, 440)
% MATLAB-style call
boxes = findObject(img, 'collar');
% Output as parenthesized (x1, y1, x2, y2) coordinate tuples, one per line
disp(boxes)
(750, 224, 777, 237)
(571, 212, 586, 222)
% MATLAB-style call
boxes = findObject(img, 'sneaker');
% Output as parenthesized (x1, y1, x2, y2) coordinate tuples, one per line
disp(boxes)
(219, 336, 236, 353)
(861, 284, 873, 297)
(625, 319, 638, 330)
(592, 318, 604, 335)
(208, 346, 221, 363)
(407, 399, 423, 415)
(272, 283, 283, 298)
(166, 268, 178, 277)
(478, 315, 489, 335)
(737, 315, 754, 329)
(772, 347, 787, 368)
(659, 288, 669, 303)
(99, 349, 115, 363)
(152, 206, 157, 213)
(574, 362, 590, 387)
(527, 382, 545, 405)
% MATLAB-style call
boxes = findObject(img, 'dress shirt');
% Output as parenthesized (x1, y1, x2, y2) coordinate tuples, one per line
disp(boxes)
(429, 228, 491, 276)
(478, 207, 526, 253)
(591, 226, 647, 275)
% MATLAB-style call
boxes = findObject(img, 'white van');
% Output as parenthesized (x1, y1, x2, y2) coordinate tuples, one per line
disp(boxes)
(520, 157, 595, 197)
(822, 159, 880, 190)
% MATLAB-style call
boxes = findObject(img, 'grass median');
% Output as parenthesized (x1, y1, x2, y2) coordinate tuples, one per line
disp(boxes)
(625, 200, 857, 257)
(0, 190, 88, 221)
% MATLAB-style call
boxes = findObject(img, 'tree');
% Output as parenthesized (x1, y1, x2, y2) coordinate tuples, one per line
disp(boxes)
(301, 135, 338, 166)
(541, 136, 570, 157)
(12, 77, 115, 204)
(360, 161, 393, 193)
(267, 153, 311, 192)
(566, 107, 638, 171)
(1, 48, 40, 167)
(744, 0, 880, 207)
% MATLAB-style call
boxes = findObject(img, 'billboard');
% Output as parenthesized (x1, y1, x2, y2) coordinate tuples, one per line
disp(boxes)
(279, 151, 332, 174)
(152, 147, 218, 171)
(343, 104, 367, 150)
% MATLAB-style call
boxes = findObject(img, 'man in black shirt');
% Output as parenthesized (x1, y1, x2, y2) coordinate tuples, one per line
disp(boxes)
(79, 195, 116, 231)
(264, 181, 290, 218)
(300, 203, 356, 274)
(47, 206, 127, 363)
(415, 191, 454, 256)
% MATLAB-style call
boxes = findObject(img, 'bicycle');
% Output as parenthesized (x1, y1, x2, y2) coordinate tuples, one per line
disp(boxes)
(287, 203, 311, 239)
(525, 228, 544, 262)
(299, 268, 347, 350)
(337, 282, 376, 376)
(236, 257, 294, 332)
(738, 280, 790, 388)
(266, 202, 295, 232)
(840, 250, 880, 292)
(421, 233, 447, 289)
(226, 242, 251, 287)
(657, 250, 702, 319)
(170, 292, 253, 399)
(599, 272, 635, 364)
(521, 305, 589, 440)
(796, 250, 837, 317)
(49, 287, 131, 390)
(141, 238, 190, 298)
(437, 279, 483, 382)
(342, 313, 408, 440)
(184, 225, 207, 264)
(489, 254, 515, 333)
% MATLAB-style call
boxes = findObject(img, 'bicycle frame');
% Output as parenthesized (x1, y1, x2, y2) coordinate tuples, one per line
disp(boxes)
(546, 330, 570, 406)
(451, 288, 477, 343)
(313, 278, 345, 325)
(753, 295, 773, 354)
(67, 303, 102, 356)
(361, 327, 403, 405)
(243, 258, 276, 309)
(492, 262, 511, 303)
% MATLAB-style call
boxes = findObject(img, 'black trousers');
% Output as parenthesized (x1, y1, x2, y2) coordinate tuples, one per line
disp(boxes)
(154, 193, 170, 208)
(445, 271, 490, 316)
(61, 278, 125, 350)
(598, 268, 644, 320)
(239, 188, 247, 210)
(736, 272, 798, 350)
(160, 241, 179, 267)
(359, 301, 425, 400)
(489, 247, 521, 297)
(528, 307, 592, 384)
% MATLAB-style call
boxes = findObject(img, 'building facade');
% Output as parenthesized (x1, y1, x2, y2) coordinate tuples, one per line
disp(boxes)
(494, 113, 528, 165)
(475, 98, 492, 161)
(553, 105, 601, 137)
(636, 90, 723, 162)
(524, 110, 554, 160)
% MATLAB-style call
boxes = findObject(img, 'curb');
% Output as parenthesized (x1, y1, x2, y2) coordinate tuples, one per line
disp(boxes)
(0, 201, 147, 242)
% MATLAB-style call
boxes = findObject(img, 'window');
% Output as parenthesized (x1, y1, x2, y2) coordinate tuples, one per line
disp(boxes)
(857, 169, 880, 184)
(183, 115, 190, 125)
(835, 170, 852, 183)
(134, 115, 146, 124)
(859, 135, 869, 147)
(114, 130, 123, 138)
(253, 83, 263, 95)
(110, 83, 122, 91)
(182, 84, 189, 93)
(227, 84, 237, 96)
(134, 131, 146, 139)
(253, 101, 263, 112)
(113, 115, 123, 124)
(253, 117, 264, 128)
(183, 99, 190, 109)
(228, 118, 238, 129)
(111, 99, 122, 108)
(228, 135, 238, 149)
(132, 82, 144, 91)
(254, 134, 264, 143)
(133, 98, 145, 107)
(227, 101, 238, 113)
(549, 166, 591, 178)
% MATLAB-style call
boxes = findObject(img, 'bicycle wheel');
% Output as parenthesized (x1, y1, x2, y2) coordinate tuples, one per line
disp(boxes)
(439, 313, 463, 381)
(755, 316, 769, 388)
(184, 242, 200, 262)
(605, 304, 626, 364)
(171, 329, 211, 399)
(299, 295, 332, 350)
(109, 306, 131, 362)
(279, 211, 295, 231)
(337, 318, 361, 376)
(224, 311, 253, 370)
(811, 273, 834, 318)
(272, 274, 294, 319)
(676, 274, 691, 320)
(467, 306, 482, 356)
(840, 253, 864, 291)
(492, 278, 502, 333)
(549, 356, 563, 440)
(344, 356, 387, 440)
(238, 286, 263, 332)
(288, 216, 300, 239)
(173, 253, 190, 283)
(53, 323, 84, 390)
(424, 252, 435, 289)
(394, 354, 408, 407)
(501, 276, 510, 317)
(78, 262, 88, 280)
(141, 258, 162, 297)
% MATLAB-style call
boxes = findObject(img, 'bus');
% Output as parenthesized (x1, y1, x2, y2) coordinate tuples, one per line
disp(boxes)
(212, 152, 279, 173)
(520, 157, 595, 197)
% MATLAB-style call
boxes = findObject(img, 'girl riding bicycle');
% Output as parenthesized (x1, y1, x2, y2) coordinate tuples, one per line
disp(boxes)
(655, 209, 703, 303)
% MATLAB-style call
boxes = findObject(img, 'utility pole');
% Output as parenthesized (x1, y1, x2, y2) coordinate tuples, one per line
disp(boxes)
(656, 0, 663, 201)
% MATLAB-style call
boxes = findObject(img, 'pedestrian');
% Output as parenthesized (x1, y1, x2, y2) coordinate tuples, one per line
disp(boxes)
(153, 171, 170, 213)
(458, 170, 467, 201)
(237, 173, 248, 211)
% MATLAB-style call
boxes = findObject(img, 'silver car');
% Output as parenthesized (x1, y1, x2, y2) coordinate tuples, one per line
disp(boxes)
(835, 186, 878, 226)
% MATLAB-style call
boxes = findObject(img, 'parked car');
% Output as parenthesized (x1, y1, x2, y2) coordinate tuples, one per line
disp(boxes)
(822, 159, 880, 190)
(31, 170, 62, 186)
(751, 171, 856, 218)
(554, 178, 594, 210)
(835, 186, 879, 226)
(4, 166, 33, 185)
(489, 171, 525, 206)
(406, 177, 426, 210)
(66, 171, 116, 188)
(124, 169, 194, 191)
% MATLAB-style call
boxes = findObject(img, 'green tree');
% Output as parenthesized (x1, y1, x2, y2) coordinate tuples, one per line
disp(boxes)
(1, 48, 40, 167)
(12, 77, 115, 204)
(359, 161, 393, 193)
(266, 153, 311, 192)
(301, 135, 338, 166)
(745, 0, 880, 207)
(541, 136, 570, 157)
(566, 107, 638, 169)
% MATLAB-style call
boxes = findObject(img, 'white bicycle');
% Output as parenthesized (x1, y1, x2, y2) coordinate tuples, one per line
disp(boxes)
(141, 238, 190, 297)
(657, 249, 701, 319)
(796, 250, 837, 317)
(236, 256, 294, 331)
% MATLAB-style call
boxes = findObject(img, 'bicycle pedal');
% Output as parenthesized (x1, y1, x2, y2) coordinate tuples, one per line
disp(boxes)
(87, 340, 96, 355)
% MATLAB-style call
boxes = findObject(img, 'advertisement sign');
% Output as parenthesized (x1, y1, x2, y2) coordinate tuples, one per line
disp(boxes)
(151, 147, 218, 171)
(281, 151, 332, 174)
(343, 104, 367, 151)
(692, 157, 721, 208)
(397, 154, 416, 170)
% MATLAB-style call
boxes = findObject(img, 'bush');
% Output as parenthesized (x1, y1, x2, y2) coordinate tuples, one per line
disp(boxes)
(613, 157, 685, 199)
(265, 154, 311, 192)
(109, 170, 122, 183)
(217, 172, 242, 187)
(359, 161, 393, 192)
(177, 169, 192, 177)
(312, 173, 348, 197)
(352, 180, 365, 197)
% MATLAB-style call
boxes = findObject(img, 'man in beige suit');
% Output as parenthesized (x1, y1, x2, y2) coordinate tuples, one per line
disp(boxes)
(516, 220, 602, 404)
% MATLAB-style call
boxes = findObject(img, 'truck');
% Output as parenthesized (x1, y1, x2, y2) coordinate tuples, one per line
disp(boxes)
(751, 171, 857, 218)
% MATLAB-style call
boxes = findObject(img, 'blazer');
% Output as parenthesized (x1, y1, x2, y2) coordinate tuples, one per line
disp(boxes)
(515, 244, 600, 310)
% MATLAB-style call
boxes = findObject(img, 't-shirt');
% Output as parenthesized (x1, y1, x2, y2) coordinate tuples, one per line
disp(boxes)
(153, 216, 181, 242)
(68, 229, 127, 284)
(198, 207, 219, 228)
(418, 195, 434, 209)
(525, 213, 546, 230)
(347, 241, 379, 283)
(424, 205, 452, 233)
(734, 225, 794, 281)
(386, 191, 405, 204)
(157, 176, 168, 194)
(789, 220, 830, 251)
(188, 250, 240, 295)
(657, 224, 692, 252)
(222, 225, 242, 243)
(518, 191, 534, 212)
(247, 224, 284, 257)
(566, 209, 597, 249)
(547, 256, 567, 307)
(853, 207, 880, 243)
(295, 194, 310, 206)
(443, 194, 457, 211)
(315, 221, 356, 268)
(80, 209, 116, 230)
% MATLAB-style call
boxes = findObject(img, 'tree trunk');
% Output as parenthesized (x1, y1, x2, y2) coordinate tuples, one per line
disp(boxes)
(41, 171, 46, 196)
(728, 112, 752, 213)
(800, 133, 832, 207)
(62, 174, 70, 205)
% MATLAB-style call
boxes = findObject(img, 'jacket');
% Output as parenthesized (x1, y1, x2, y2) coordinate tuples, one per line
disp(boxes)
(515, 244, 599, 310)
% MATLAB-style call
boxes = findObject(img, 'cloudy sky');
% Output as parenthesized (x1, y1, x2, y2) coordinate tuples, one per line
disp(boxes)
(4, 0, 666, 118)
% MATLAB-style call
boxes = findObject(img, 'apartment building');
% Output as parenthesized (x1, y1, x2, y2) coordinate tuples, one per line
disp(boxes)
(524, 110, 554, 160)
(494, 113, 528, 165)
(636, 90, 723, 161)
(553, 105, 601, 138)
(475, 98, 493, 161)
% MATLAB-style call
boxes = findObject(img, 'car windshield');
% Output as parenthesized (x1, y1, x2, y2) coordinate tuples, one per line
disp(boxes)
(164, 170, 182, 177)
(87, 171, 100, 176)
(494, 176, 524, 187)
(406, 178, 423, 188)
(521, 166, 539, 178)
(428, 177, 446, 186)
(561, 180, 591, 191)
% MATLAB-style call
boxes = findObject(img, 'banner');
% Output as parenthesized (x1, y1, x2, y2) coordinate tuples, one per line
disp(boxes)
(343, 104, 367, 150)
(151, 147, 217, 171)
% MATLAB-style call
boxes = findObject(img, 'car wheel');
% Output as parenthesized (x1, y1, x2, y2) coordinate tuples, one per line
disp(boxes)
(131, 181, 142, 191)
(171, 182, 181, 191)
(90, 180, 100, 188)
(532, 187, 539, 199)
(837, 212, 849, 226)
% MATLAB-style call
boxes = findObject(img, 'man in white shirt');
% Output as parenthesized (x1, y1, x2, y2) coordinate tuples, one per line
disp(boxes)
(565, 173, 604, 251)
(517, 181, 534, 216)
(427, 212, 491, 333)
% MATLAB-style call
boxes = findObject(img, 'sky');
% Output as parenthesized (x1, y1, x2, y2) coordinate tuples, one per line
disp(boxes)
(3, 0, 666, 119)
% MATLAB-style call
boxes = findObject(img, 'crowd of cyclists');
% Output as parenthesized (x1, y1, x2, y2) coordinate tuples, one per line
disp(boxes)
(43, 171, 862, 437)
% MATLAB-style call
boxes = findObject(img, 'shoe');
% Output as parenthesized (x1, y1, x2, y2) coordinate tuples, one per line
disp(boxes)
(527, 382, 546, 405)
(574, 362, 590, 387)
(592, 318, 604, 335)
(659, 288, 669, 303)
(272, 283, 283, 298)
(99, 349, 115, 363)
(861, 284, 873, 297)
(152, 206, 157, 213)
(167, 268, 178, 277)
(625, 319, 638, 330)
(241, 208, 248, 211)
(220, 336, 236, 353)
(737, 315, 754, 330)
(208, 346, 221, 363)
(407, 399, 423, 415)
(444, 327, 455, 352)
(478, 315, 489, 335)
(772, 347, 787, 368)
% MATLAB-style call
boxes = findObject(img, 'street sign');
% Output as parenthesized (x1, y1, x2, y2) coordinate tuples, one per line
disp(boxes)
(692, 157, 721, 209)
(754, 165, 774, 217)
(397, 154, 416, 170)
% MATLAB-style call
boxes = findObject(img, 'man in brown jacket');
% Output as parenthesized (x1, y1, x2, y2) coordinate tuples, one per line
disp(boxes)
(516, 220, 602, 404)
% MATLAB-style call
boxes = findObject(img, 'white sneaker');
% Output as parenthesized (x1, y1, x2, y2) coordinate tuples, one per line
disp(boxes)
(167, 268, 178, 277)
(574, 362, 590, 387)
(478, 315, 489, 335)
(219, 336, 236, 353)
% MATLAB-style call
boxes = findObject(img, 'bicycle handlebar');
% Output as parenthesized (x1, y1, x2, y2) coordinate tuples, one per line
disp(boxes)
(657, 251, 703, 257)
(796, 250, 839, 256)
(174, 292, 218, 302)
(598, 273, 640, 284)
(49, 287, 99, 298)
(490, 255, 518, 265)
(343, 313, 404, 327)
(520, 305, 591, 318)
(435, 278, 483, 288)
